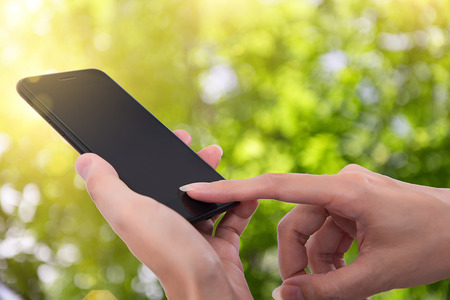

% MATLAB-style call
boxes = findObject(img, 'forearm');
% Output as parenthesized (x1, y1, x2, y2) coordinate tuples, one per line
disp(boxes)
(161, 267, 235, 300)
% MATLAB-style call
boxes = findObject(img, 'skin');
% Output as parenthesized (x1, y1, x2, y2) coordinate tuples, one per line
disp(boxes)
(75, 129, 450, 299)
(182, 164, 450, 300)
(74, 130, 257, 300)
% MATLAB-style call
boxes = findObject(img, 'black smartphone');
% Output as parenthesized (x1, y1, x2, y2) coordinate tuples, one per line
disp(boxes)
(17, 69, 236, 223)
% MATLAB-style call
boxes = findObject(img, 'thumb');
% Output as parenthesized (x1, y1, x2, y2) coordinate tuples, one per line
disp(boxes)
(274, 258, 383, 300)
(74, 153, 219, 282)
(75, 153, 136, 217)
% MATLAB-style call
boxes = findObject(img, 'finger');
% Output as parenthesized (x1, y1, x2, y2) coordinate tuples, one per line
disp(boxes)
(185, 140, 223, 235)
(75, 153, 218, 282)
(173, 129, 222, 182)
(197, 144, 223, 170)
(279, 256, 379, 300)
(333, 234, 354, 269)
(193, 143, 223, 235)
(203, 200, 258, 274)
(180, 173, 365, 218)
(173, 129, 191, 146)
(214, 200, 259, 250)
(306, 217, 354, 274)
(75, 153, 178, 233)
(195, 219, 215, 236)
(75, 153, 133, 214)
(195, 213, 224, 236)
(173, 129, 223, 169)
(277, 205, 329, 280)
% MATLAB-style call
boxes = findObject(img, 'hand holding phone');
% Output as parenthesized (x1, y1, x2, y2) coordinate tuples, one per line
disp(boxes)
(75, 131, 258, 299)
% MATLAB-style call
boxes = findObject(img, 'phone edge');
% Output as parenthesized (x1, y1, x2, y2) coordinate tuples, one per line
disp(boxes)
(188, 201, 238, 224)
(16, 73, 239, 223)
(16, 78, 91, 154)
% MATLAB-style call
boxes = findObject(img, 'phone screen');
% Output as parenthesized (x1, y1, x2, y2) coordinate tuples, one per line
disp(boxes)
(18, 69, 235, 223)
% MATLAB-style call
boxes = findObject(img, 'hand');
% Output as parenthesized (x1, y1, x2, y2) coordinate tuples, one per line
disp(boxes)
(180, 164, 450, 299)
(75, 130, 258, 299)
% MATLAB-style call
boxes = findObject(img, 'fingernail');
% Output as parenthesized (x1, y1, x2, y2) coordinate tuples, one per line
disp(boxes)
(75, 155, 92, 181)
(272, 286, 283, 300)
(272, 286, 304, 300)
(211, 144, 223, 156)
(179, 182, 210, 192)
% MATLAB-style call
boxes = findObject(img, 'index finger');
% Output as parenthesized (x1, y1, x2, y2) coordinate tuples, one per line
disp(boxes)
(181, 173, 365, 218)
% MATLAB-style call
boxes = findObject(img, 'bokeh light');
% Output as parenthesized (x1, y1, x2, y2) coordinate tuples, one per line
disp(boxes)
(0, 0, 449, 299)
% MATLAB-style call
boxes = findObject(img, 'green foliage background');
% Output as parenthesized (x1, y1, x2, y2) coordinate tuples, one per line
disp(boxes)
(0, 0, 449, 299)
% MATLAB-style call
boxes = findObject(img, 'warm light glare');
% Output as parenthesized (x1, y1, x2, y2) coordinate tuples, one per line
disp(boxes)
(26, 0, 43, 13)
(0, 0, 448, 299)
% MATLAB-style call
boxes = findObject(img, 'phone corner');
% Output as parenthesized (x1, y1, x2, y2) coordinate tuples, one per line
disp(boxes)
(86, 68, 107, 76)
(16, 78, 29, 97)
(16, 78, 24, 92)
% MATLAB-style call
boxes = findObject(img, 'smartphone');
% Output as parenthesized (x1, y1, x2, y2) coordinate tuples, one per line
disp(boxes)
(17, 69, 236, 223)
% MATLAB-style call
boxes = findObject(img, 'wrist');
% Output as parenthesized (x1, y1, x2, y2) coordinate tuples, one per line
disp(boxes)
(432, 188, 450, 278)
(161, 258, 234, 299)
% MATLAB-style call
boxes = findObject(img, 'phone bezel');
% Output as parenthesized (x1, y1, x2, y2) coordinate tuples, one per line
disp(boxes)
(16, 70, 237, 223)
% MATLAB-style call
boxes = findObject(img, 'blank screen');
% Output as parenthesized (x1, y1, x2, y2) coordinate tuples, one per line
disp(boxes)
(20, 69, 233, 222)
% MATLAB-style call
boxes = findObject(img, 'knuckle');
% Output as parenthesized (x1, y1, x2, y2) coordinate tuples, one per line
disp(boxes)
(260, 172, 278, 186)
(277, 207, 299, 234)
(219, 223, 241, 237)
(277, 214, 290, 233)
(311, 279, 343, 300)
(335, 171, 376, 201)
(339, 164, 364, 173)
(276, 209, 309, 244)
(339, 164, 379, 188)
(315, 285, 330, 299)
